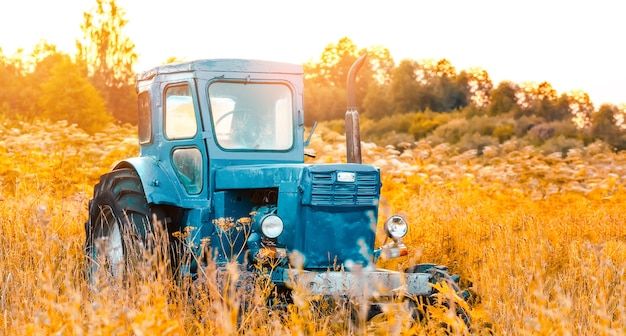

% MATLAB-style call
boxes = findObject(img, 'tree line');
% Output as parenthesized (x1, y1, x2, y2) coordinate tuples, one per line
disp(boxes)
(1, 3, 625, 152)
(304, 37, 626, 152)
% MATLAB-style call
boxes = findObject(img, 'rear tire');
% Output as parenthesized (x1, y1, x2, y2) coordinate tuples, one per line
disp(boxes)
(84, 168, 170, 286)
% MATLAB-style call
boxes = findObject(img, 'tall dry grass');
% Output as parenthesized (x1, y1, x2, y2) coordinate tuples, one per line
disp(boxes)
(0, 120, 625, 335)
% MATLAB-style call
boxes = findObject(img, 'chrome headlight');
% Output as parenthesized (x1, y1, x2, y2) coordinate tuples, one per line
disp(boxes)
(384, 215, 408, 239)
(260, 214, 284, 238)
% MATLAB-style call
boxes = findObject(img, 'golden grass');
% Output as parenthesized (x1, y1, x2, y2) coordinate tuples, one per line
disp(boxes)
(1, 120, 625, 335)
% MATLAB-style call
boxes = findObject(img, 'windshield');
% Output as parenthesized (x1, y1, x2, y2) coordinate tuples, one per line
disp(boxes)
(208, 82, 293, 150)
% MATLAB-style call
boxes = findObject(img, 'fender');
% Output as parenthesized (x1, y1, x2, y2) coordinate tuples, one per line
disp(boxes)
(113, 157, 183, 206)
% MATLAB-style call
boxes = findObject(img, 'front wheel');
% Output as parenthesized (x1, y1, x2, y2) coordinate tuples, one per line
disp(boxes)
(405, 264, 472, 331)
(84, 168, 170, 286)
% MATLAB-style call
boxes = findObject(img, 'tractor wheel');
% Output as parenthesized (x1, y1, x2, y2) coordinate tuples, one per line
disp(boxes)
(84, 168, 172, 286)
(405, 264, 472, 331)
(349, 300, 418, 335)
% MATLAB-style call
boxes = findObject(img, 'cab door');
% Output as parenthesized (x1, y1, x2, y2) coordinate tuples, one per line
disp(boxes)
(161, 81, 209, 201)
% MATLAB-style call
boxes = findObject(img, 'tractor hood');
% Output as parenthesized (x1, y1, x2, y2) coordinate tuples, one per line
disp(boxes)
(214, 163, 382, 269)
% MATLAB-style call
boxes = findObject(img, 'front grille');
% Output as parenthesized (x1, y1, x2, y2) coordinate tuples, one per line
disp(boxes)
(309, 170, 379, 206)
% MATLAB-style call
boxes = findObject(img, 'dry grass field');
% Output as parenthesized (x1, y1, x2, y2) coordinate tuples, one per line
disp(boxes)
(1, 119, 625, 335)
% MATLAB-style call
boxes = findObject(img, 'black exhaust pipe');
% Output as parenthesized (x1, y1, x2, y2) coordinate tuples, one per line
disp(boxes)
(346, 54, 367, 164)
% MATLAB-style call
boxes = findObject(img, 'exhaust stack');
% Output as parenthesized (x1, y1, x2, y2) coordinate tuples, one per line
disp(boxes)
(345, 54, 367, 164)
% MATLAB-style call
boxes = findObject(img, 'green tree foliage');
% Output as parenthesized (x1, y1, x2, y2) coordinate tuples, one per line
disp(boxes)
(303, 37, 395, 123)
(408, 110, 448, 140)
(302, 37, 626, 152)
(430, 59, 469, 111)
(76, 0, 137, 124)
(390, 60, 422, 113)
(390, 58, 470, 113)
(306, 37, 360, 89)
(362, 83, 393, 119)
(37, 54, 112, 134)
(360, 46, 395, 119)
(303, 37, 359, 123)
(553, 94, 574, 122)
(487, 81, 520, 116)
(515, 81, 571, 121)
(591, 104, 626, 150)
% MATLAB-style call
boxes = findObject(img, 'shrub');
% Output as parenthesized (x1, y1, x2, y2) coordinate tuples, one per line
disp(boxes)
(408, 112, 445, 139)
(429, 118, 469, 144)
(457, 132, 499, 154)
(528, 123, 556, 144)
(514, 115, 544, 138)
(541, 135, 584, 158)
(493, 124, 515, 142)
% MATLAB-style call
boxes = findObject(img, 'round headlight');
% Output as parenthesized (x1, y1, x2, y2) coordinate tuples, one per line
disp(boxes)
(260, 214, 284, 238)
(384, 215, 408, 239)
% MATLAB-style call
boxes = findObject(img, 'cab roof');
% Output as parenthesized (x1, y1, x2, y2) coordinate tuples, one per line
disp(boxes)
(136, 59, 304, 81)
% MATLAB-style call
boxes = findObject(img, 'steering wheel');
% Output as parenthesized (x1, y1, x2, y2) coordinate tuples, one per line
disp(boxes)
(215, 108, 261, 148)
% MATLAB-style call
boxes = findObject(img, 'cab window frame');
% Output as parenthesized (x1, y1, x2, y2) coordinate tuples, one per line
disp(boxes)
(164, 83, 198, 140)
(207, 80, 295, 151)
(138, 91, 152, 144)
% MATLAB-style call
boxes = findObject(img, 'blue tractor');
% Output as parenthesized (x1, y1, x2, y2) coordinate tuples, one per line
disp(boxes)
(84, 55, 471, 326)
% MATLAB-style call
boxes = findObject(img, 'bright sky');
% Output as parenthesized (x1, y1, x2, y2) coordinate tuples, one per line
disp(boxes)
(1, 0, 624, 107)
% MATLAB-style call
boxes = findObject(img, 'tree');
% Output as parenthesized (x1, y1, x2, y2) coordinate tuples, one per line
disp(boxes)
(433, 59, 469, 112)
(487, 81, 520, 116)
(37, 55, 112, 133)
(409, 59, 440, 112)
(305, 37, 360, 89)
(389, 58, 471, 114)
(303, 37, 358, 122)
(552, 93, 574, 122)
(76, 0, 137, 124)
(567, 90, 595, 129)
(464, 67, 493, 108)
(362, 83, 393, 119)
(590, 103, 626, 149)
(515, 81, 568, 121)
(303, 37, 395, 122)
(360, 45, 395, 119)
(389, 59, 422, 113)
(414, 58, 470, 112)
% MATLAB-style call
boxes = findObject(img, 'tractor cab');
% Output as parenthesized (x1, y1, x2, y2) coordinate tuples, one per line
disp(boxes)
(128, 59, 385, 272)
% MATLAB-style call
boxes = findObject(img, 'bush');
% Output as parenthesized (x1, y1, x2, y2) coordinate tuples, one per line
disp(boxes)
(373, 131, 415, 148)
(541, 135, 584, 158)
(457, 132, 499, 154)
(514, 115, 544, 138)
(528, 123, 556, 144)
(526, 120, 582, 146)
(408, 112, 446, 139)
(429, 118, 469, 144)
(493, 124, 515, 142)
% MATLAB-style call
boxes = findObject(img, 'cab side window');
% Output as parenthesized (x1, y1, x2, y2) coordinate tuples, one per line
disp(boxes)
(138, 92, 152, 144)
(172, 148, 203, 194)
(165, 84, 197, 139)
